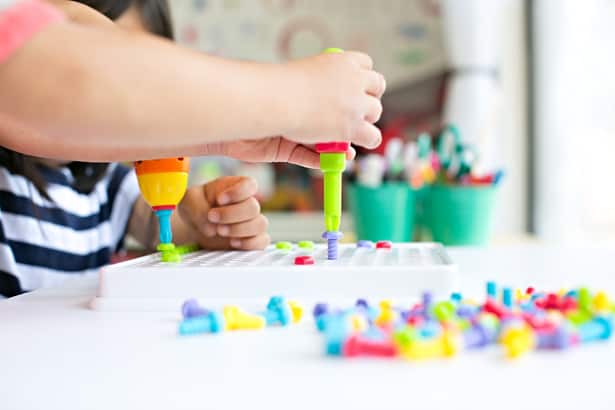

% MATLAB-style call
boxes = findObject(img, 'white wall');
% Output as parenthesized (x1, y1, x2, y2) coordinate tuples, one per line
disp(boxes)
(494, 0, 528, 238)
(534, 0, 615, 242)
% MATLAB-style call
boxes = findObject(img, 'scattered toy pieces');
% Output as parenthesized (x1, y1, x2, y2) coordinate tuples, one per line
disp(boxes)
(314, 283, 614, 360)
(178, 296, 302, 336)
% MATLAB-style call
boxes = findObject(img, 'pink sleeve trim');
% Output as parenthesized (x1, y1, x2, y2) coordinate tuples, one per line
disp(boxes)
(0, 0, 65, 64)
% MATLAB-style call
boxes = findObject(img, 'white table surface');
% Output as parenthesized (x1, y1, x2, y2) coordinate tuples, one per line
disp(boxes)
(1, 244, 615, 410)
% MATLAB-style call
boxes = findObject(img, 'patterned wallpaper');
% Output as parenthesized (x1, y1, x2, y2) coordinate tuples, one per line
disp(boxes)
(170, 0, 447, 89)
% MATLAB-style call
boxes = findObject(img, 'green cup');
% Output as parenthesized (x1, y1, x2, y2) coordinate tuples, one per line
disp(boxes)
(427, 184, 497, 245)
(348, 182, 415, 242)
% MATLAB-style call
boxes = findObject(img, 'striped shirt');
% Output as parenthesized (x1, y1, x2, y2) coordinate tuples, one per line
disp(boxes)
(0, 163, 140, 297)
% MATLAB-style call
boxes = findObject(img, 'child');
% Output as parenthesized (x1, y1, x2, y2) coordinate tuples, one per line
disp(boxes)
(0, 0, 269, 298)
(0, 0, 385, 165)
(0, 0, 386, 298)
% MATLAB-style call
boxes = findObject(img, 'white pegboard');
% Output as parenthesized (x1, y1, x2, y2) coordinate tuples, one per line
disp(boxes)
(92, 242, 457, 311)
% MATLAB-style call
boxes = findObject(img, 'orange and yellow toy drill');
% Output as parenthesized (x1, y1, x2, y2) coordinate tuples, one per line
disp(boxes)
(134, 158, 190, 256)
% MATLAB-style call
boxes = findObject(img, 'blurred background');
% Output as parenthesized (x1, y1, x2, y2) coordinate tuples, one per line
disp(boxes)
(165, 0, 615, 245)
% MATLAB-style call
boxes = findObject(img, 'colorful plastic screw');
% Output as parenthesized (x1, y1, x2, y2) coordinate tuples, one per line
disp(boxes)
(422, 291, 433, 318)
(593, 291, 611, 312)
(463, 324, 493, 348)
(343, 335, 398, 358)
(375, 300, 396, 327)
(578, 317, 612, 343)
(483, 298, 508, 319)
(501, 324, 535, 359)
(324, 314, 352, 356)
(433, 301, 455, 322)
(536, 327, 572, 350)
(398, 332, 459, 360)
(355, 299, 369, 309)
(486, 281, 497, 299)
(322, 231, 343, 260)
(262, 296, 292, 326)
(349, 313, 369, 332)
(223, 306, 266, 331)
(313, 303, 329, 318)
(502, 287, 513, 308)
(288, 300, 303, 323)
(178, 311, 225, 336)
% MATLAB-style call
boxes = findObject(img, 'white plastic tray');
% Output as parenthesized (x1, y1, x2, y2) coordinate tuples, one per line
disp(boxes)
(91, 243, 457, 311)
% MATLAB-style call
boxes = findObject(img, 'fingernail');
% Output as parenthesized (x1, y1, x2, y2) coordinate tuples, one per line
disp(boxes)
(372, 136, 382, 149)
(208, 211, 220, 223)
(218, 194, 230, 206)
(218, 225, 230, 236)
(230, 239, 241, 248)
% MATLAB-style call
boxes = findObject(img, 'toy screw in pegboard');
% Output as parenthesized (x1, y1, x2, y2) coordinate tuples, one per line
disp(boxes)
(318, 48, 352, 260)
(134, 158, 190, 261)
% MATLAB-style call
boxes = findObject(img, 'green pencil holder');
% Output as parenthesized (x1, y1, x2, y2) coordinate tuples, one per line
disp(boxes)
(348, 182, 415, 242)
(427, 184, 497, 246)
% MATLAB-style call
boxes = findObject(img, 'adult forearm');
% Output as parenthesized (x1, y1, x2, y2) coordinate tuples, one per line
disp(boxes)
(0, 21, 297, 161)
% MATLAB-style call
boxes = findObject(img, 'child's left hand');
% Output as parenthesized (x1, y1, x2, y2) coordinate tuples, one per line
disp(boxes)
(177, 176, 270, 250)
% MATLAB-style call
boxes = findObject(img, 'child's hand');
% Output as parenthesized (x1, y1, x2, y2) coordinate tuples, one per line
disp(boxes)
(178, 176, 270, 250)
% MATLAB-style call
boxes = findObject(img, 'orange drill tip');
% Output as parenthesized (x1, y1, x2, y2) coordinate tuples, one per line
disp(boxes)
(134, 158, 189, 175)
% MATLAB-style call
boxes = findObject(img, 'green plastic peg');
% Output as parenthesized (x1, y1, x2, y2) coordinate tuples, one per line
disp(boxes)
(298, 241, 314, 250)
(276, 241, 293, 251)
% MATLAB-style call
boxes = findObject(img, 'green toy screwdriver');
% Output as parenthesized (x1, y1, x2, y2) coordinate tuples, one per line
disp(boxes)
(318, 48, 351, 260)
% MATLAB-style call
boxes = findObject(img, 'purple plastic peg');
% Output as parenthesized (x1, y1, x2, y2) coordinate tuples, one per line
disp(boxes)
(355, 299, 369, 309)
(313, 303, 329, 318)
(181, 299, 208, 319)
(357, 240, 374, 249)
(537, 327, 571, 350)
(463, 324, 490, 348)
(422, 291, 433, 318)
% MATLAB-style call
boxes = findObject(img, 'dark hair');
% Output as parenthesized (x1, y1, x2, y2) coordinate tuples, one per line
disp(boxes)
(0, 0, 174, 199)
(77, 0, 174, 38)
